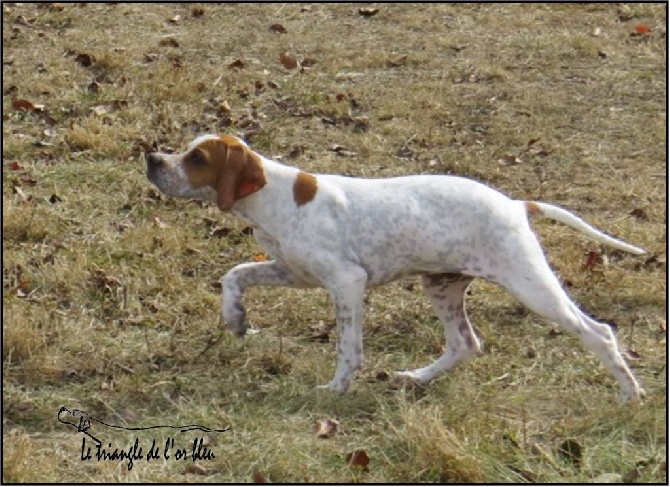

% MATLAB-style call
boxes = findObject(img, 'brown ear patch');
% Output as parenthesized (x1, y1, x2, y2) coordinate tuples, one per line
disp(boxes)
(293, 171, 318, 207)
(187, 135, 266, 211)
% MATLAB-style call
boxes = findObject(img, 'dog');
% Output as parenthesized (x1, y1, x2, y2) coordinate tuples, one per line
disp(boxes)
(146, 133, 645, 402)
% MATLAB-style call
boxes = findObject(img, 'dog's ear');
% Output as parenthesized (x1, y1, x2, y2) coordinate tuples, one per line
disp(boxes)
(215, 142, 266, 211)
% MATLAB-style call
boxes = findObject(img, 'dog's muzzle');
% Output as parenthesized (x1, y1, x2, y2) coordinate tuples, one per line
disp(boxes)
(146, 153, 163, 184)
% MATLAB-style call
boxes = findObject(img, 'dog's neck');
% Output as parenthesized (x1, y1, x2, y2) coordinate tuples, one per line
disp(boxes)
(230, 156, 302, 234)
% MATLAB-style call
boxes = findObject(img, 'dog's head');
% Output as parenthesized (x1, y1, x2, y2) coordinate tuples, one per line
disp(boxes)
(146, 134, 267, 211)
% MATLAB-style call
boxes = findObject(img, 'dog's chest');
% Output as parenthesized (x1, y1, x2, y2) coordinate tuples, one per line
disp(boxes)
(252, 228, 321, 285)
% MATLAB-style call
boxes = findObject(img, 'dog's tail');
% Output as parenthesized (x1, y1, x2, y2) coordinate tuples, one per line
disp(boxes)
(525, 201, 646, 255)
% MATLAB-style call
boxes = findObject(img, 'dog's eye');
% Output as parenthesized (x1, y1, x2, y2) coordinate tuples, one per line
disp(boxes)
(190, 151, 206, 165)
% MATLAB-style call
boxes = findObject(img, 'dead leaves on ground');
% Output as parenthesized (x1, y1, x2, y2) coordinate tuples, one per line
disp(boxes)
(251, 468, 268, 483)
(269, 23, 287, 34)
(346, 449, 370, 472)
(12, 98, 45, 112)
(183, 463, 211, 476)
(279, 52, 299, 70)
(358, 7, 379, 17)
(279, 52, 318, 72)
(497, 137, 552, 166)
(314, 418, 339, 438)
(308, 321, 334, 342)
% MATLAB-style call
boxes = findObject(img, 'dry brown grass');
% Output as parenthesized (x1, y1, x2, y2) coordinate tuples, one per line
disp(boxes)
(3, 3, 666, 483)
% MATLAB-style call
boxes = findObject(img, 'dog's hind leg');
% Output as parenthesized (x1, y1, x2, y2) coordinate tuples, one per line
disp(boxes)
(396, 273, 479, 384)
(495, 235, 644, 402)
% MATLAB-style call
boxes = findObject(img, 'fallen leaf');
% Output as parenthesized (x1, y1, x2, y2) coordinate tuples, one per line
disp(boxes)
(629, 208, 649, 220)
(14, 280, 32, 298)
(210, 226, 232, 237)
(101, 375, 114, 391)
(358, 7, 379, 17)
(301, 57, 318, 68)
(12, 186, 32, 202)
(135, 139, 156, 154)
(387, 55, 408, 67)
(497, 154, 522, 166)
(7, 161, 22, 171)
(90, 105, 110, 117)
(154, 217, 169, 229)
(308, 321, 333, 342)
(228, 59, 246, 69)
(279, 52, 298, 70)
(159, 37, 180, 48)
(12, 98, 44, 111)
(74, 52, 94, 67)
(622, 466, 641, 483)
(375, 371, 389, 381)
(90, 270, 123, 292)
(18, 176, 38, 186)
(269, 23, 287, 33)
(184, 463, 210, 475)
(583, 250, 602, 271)
(217, 100, 232, 115)
(252, 253, 267, 262)
(557, 439, 582, 469)
(329, 145, 358, 157)
(252, 468, 267, 483)
(314, 418, 339, 438)
(346, 449, 370, 471)
(634, 24, 651, 34)
(624, 349, 641, 360)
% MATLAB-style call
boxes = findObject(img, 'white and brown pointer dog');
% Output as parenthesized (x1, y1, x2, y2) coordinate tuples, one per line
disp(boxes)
(146, 134, 645, 402)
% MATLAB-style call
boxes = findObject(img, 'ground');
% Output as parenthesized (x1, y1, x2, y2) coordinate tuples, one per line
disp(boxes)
(2, 3, 667, 483)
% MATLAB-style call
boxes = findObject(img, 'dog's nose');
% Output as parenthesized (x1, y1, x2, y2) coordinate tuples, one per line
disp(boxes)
(146, 152, 163, 170)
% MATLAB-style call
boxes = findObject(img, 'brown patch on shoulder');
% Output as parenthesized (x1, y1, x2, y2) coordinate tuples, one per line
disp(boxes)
(293, 171, 318, 207)
(525, 201, 543, 217)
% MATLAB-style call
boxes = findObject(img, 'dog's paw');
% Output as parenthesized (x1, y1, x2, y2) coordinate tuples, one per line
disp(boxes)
(222, 302, 247, 336)
(393, 370, 428, 388)
(620, 386, 647, 404)
(316, 380, 349, 393)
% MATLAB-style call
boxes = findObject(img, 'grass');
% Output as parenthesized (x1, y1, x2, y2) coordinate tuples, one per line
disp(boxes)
(2, 3, 666, 483)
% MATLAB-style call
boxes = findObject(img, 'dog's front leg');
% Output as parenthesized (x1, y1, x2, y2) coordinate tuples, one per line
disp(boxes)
(221, 261, 306, 336)
(317, 266, 368, 393)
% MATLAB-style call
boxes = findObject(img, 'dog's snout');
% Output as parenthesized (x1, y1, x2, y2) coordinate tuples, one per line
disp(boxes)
(146, 152, 163, 170)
